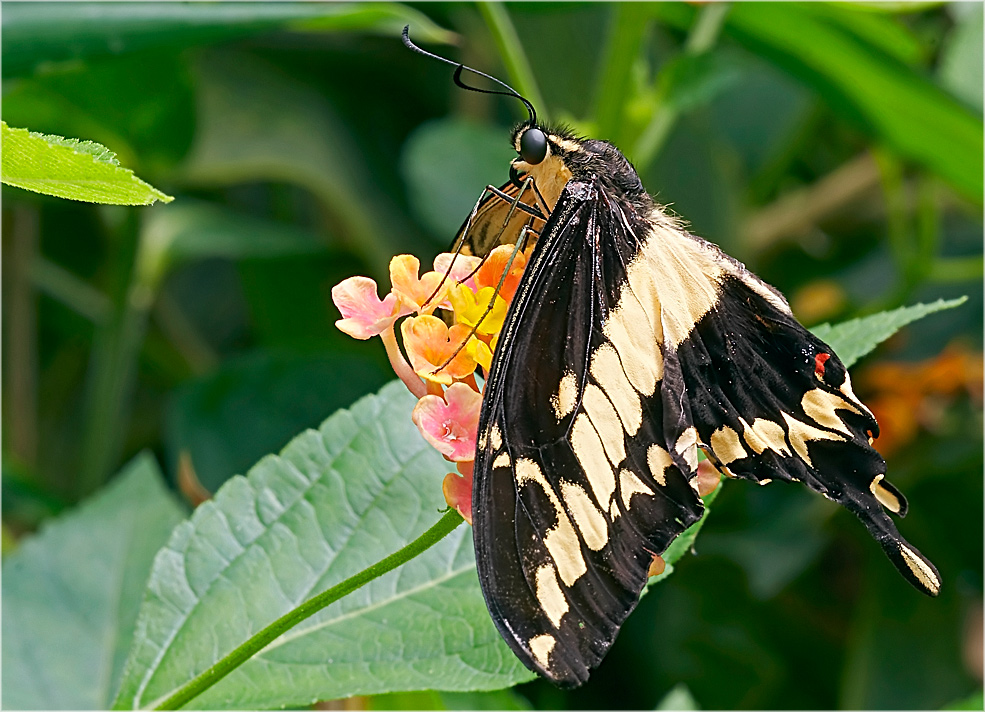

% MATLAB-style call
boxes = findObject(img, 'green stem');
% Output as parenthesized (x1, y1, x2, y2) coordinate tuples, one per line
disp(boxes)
(152, 509, 465, 711)
(477, 2, 547, 120)
(78, 209, 153, 496)
(634, 2, 730, 171)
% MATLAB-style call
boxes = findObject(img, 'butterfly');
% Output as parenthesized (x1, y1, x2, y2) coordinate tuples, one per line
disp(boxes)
(403, 28, 941, 688)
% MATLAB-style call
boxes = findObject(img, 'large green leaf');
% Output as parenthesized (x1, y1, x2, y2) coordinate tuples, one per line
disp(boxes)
(2, 2, 454, 78)
(810, 297, 967, 368)
(722, 3, 983, 201)
(1, 454, 185, 710)
(113, 381, 533, 710)
(1, 122, 173, 205)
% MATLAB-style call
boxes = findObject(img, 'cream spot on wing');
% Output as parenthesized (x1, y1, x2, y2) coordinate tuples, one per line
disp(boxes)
(802, 388, 860, 435)
(870, 474, 902, 513)
(734, 270, 792, 314)
(561, 481, 608, 551)
(675, 426, 699, 473)
(571, 413, 616, 508)
(899, 543, 941, 595)
(840, 372, 874, 417)
(604, 299, 661, 396)
(758, 478, 773, 486)
(516, 458, 586, 586)
(619, 469, 653, 509)
(529, 634, 556, 669)
(583, 384, 626, 467)
(590, 343, 642, 435)
(489, 425, 502, 450)
(535, 564, 569, 627)
(740, 417, 791, 457)
(709, 425, 746, 465)
(647, 444, 673, 486)
(493, 452, 511, 470)
(781, 412, 845, 466)
(552, 371, 578, 421)
(609, 499, 621, 519)
(641, 219, 725, 348)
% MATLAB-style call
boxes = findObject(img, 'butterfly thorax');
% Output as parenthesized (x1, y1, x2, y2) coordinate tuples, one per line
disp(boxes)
(512, 124, 652, 215)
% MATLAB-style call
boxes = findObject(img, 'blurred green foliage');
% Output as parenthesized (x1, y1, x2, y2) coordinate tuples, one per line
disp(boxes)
(2, 2, 981, 709)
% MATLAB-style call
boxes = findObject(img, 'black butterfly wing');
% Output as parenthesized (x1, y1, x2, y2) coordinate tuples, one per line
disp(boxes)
(657, 240, 942, 597)
(473, 179, 705, 687)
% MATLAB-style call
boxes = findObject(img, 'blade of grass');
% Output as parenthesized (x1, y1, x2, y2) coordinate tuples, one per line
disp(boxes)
(593, 3, 652, 144)
(476, 2, 547, 121)
(634, 2, 731, 171)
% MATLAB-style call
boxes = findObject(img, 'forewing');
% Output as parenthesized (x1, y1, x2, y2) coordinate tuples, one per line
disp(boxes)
(473, 180, 705, 687)
(637, 222, 942, 597)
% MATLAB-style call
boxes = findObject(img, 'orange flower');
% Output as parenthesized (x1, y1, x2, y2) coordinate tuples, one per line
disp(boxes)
(401, 315, 477, 385)
(390, 255, 450, 314)
(474, 244, 529, 303)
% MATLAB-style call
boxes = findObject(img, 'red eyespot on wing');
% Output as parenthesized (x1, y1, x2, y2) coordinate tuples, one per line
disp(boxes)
(815, 352, 831, 379)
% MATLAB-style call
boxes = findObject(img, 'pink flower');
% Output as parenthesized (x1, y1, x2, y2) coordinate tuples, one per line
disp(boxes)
(412, 382, 482, 461)
(332, 277, 407, 340)
(433, 252, 482, 291)
(443, 461, 474, 525)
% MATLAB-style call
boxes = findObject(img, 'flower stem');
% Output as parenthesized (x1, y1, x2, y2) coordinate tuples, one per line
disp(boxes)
(151, 509, 465, 710)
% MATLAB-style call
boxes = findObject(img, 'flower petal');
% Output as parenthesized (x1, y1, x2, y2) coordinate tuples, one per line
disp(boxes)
(332, 276, 402, 339)
(433, 252, 482, 291)
(411, 382, 482, 461)
(401, 315, 477, 385)
(391, 255, 449, 314)
(443, 463, 474, 525)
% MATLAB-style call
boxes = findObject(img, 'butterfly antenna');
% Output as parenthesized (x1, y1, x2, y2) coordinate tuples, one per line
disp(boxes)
(402, 26, 537, 125)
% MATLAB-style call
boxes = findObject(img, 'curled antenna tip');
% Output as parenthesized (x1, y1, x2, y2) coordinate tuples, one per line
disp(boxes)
(400, 25, 538, 126)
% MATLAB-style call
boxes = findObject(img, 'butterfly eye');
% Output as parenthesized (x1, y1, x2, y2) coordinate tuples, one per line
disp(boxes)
(519, 128, 548, 165)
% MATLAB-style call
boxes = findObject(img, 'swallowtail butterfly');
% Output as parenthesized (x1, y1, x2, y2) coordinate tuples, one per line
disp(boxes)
(404, 28, 941, 688)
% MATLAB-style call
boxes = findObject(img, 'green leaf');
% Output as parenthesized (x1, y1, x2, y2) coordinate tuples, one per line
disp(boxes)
(810, 297, 967, 368)
(137, 200, 326, 289)
(2, 454, 186, 710)
(645, 477, 722, 589)
(655, 683, 700, 710)
(938, 3, 984, 112)
(113, 381, 533, 711)
(942, 689, 985, 710)
(656, 52, 741, 114)
(722, 3, 984, 201)
(2, 2, 454, 77)
(165, 350, 391, 493)
(1, 122, 173, 205)
(400, 119, 515, 242)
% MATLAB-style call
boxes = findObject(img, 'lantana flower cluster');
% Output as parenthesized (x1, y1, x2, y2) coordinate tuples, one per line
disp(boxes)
(331, 244, 532, 524)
